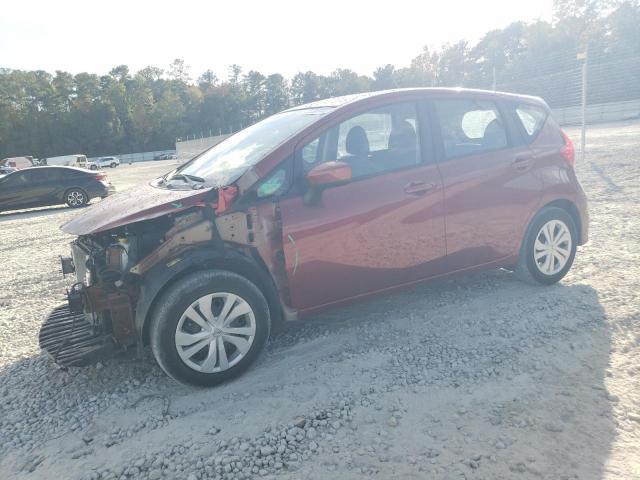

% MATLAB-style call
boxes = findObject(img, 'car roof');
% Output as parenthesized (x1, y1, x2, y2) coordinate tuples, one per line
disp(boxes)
(20, 166, 90, 174)
(285, 87, 547, 112)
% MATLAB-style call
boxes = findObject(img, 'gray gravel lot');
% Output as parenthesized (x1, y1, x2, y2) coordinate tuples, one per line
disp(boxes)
(0, 123, 639, 479)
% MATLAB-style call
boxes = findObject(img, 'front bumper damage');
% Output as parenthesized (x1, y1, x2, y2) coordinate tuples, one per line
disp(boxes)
(38, 303, 114, 367)
(39, 243, 137, 367)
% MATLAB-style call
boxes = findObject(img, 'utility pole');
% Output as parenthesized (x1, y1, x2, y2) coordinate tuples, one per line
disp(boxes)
(578, 44, 588, 162)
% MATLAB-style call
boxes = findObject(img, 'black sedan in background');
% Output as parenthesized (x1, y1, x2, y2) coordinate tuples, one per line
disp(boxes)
(0, 166, 114, 212)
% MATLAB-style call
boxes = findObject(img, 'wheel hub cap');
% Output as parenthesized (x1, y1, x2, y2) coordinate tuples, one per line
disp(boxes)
(533, 219, 572, 276)
(175, 292, 256, 373)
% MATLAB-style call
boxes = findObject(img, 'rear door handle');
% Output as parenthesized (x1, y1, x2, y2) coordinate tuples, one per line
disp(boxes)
(404, 181, 437, 195)
(512, 156, 532, 171)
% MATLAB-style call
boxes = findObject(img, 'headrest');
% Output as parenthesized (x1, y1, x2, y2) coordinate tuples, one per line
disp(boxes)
(388, 120, 417, 150)
(345, 126, 370, 156)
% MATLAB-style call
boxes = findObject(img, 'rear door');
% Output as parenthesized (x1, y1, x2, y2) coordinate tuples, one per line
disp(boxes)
(278, 100, 447, 311)
(38, 167, 69, 203)
(431, 97, 542, 269)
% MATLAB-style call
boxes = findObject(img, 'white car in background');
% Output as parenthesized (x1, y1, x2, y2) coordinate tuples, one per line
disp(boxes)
(45, 154, 97, 170)
(94, 156, 120, 168)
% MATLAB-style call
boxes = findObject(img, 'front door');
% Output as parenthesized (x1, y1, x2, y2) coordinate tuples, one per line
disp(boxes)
(279, 101, 446, 312)
(0, 170, 41, 210)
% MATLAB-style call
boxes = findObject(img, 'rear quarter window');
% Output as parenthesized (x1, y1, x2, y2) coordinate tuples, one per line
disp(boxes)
(514, 104, 548, 142)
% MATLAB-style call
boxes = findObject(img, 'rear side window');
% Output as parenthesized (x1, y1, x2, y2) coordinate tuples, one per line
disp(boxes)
(46, 168, 72, 182)
(514, 104, 548, 140)
(434, 99, 508, 159)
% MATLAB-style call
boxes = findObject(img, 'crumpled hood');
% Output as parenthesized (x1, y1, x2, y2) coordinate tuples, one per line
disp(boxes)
(61, 182, 214, 235)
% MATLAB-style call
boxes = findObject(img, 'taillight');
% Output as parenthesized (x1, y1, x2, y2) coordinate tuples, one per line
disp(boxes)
(94, 172, 107, 181)
(560, 130, 575, 168)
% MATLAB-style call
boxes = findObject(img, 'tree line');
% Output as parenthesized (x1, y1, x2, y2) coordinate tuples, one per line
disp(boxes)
(0, 0, 637, 159)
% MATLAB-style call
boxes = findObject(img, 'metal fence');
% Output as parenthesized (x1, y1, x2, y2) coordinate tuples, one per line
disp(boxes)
(88, 149, 176, 164)
(175, 134, 230, 160)
(491, 35, 640, 160)
(174, 35, 639, 163)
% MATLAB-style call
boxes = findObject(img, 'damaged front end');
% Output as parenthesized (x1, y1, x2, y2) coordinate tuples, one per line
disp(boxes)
(39, 213, 168, 366)
(39, 184, 289, 368)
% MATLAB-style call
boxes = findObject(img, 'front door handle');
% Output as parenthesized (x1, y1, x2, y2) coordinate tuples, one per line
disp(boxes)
(404, 181, 437, 195)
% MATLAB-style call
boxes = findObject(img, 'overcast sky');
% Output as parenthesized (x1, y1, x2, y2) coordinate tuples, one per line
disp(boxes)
(1, 0, 553, 80)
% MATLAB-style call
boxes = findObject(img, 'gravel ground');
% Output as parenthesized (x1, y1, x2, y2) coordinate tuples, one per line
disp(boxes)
(0, 122, 639, 480)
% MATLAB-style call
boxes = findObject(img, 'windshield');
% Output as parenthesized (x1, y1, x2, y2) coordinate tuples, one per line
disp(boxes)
(169, 107, 332, 187)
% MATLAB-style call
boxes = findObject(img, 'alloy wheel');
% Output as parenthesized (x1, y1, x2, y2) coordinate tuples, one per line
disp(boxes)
(175, 292, 256, 373)
(533, 219, 572, 276)
(67, 190, 85, 207)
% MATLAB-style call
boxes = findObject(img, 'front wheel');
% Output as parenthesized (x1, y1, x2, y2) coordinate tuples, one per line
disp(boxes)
(515, 206, 577, 285)
(110, 162, 117, 168)
(150, 270, 271, 386)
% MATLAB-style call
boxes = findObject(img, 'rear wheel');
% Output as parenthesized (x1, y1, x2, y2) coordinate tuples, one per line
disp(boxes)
(515, 206, 577, 285)
(65, 188, 88, 208)
(150, 270, 270, 386)
(90, 164, 98, 170)
(110, 162, 117, 168)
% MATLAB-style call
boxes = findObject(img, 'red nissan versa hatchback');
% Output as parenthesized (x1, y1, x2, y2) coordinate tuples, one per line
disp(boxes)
(39, 88, 588, 386)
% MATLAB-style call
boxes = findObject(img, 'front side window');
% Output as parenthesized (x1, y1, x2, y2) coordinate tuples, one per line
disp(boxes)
(299, 102, 421, 180)
(1, 171, 34, 187)
(434, 99, 508, 159)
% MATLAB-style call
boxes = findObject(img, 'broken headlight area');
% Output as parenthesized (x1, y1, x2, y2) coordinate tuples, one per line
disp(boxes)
(39, 215, 171, 367)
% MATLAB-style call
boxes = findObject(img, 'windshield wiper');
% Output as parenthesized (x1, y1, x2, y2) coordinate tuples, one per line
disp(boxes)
(170, 173, 205, 183)
(162, 173, 206, 189)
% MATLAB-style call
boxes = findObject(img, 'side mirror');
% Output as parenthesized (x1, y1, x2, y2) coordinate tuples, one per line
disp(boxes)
(305, 161, 352, 188)
(303, 161, 352, 206)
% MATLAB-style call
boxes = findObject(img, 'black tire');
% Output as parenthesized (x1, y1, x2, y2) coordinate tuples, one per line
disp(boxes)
(110, 162, 117, 168)
(64, 188, 88, 208)
(90, 164, 98, 170)
(149, 270, 271, 386)
(515, 206, 577, 285)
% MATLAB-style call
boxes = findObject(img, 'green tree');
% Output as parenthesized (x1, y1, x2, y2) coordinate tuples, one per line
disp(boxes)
(372, 64, 396, 90)
(263, 74, 289, 115)
(168, 59, 191, 83)
(0, 1, 637, 159)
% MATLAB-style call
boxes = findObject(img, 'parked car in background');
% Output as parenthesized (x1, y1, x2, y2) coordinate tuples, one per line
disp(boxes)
(1, 156, 35, 170)
(40, 88, 588, 386)
(95, 156, 120, 168)
(0, 166, 114, 212)
(154, 152, 178, 160)
(0, 166, 18, 178)
(44, 154, 97, 170)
